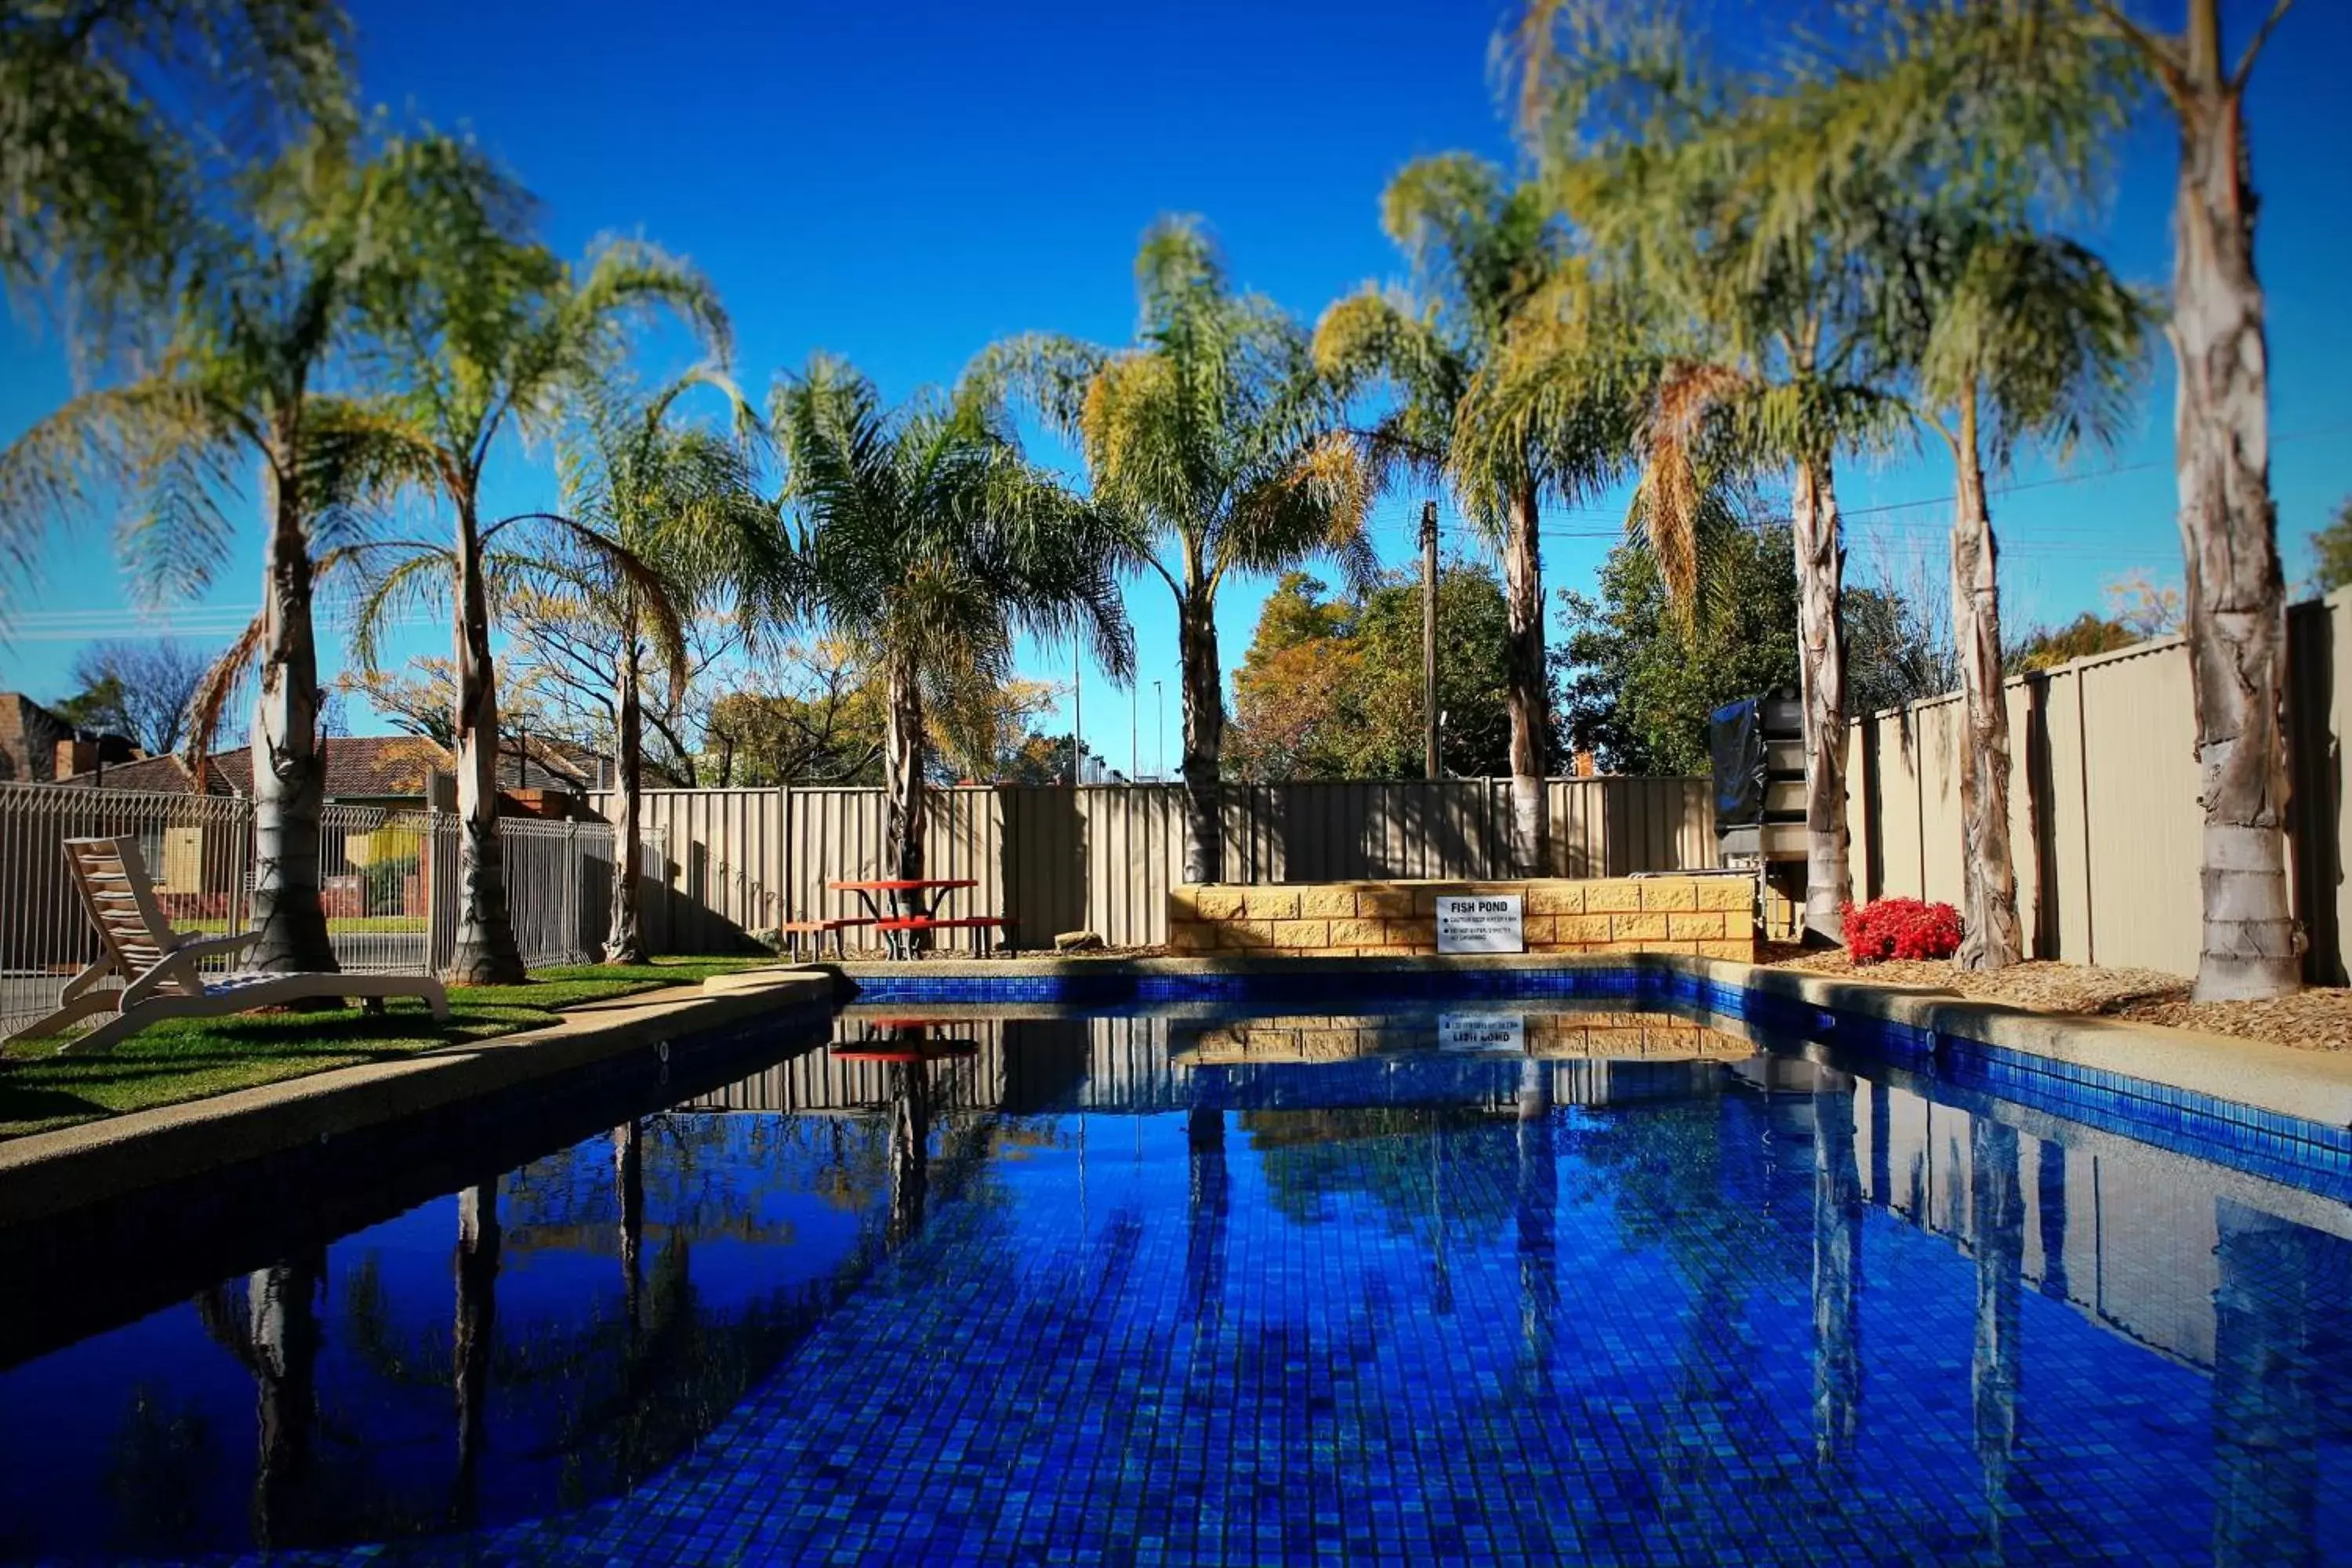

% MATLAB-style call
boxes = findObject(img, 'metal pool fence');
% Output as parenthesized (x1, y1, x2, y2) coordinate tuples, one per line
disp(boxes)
(0, 782, 650, 1041)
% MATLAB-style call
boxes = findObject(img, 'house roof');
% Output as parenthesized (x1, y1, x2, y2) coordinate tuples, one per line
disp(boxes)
(51, 732, 626, 797)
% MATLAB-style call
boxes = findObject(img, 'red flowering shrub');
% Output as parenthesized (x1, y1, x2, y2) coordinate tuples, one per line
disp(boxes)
(1841, 898, 1963, 964)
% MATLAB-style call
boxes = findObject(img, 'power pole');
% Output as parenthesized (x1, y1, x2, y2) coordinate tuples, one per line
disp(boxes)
(1071, 641, 1082, 785)
(1421, 499, 1439, 780)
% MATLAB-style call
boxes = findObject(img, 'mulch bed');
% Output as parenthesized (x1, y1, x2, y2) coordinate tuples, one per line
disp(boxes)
(1761, 944, 2352, 1052)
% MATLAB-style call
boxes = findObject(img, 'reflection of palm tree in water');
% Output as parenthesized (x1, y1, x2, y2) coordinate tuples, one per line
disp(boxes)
(1185, 1100, 1228, 1327)
(452, 1182, 500, 1528)
(1812, 1074, 1863, 1476)
(195, 1249, 325, 1550)
(887, 1062, 932, 1249)
(615, 1122, 644, 1338)
(1969, 1120, 2023, 1562)
(2212, 1200, 2324, 1568)
(1516, 1061, 1556, 1393)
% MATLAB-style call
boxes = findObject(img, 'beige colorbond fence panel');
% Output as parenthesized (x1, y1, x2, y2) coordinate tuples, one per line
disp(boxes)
(2074, 641, 2202, 975)
(594, 775, 1713, 954)
(1843, 586, 2352, 981)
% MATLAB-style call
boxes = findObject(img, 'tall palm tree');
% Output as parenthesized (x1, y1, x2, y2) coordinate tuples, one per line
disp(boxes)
(353, 222, 731, 982)
(1511, 5, 1910, 944)
(0, 0, 350, 347)
(1902, 227, 2149, 970)
(2089, 0, 2300, 1000)
(529, 370, 784, 964)
(0, 135, 468, 975)
(968, 218, 1376, 884)
(1314, 156, 1635, 874)
(774, 354, 1134, 910)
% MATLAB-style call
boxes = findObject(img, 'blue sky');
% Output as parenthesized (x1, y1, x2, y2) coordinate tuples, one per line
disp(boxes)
(5, 0, 2350, 775)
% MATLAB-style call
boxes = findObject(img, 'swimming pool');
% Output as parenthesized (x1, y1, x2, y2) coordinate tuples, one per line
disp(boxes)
(1, 981, 2347, 1563)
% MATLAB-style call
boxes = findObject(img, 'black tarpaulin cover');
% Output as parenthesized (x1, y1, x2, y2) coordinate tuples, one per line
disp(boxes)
(1710, 698, 1766, 827)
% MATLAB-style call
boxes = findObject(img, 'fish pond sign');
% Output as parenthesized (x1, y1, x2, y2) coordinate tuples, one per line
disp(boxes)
(1435, 893, 1523, 955)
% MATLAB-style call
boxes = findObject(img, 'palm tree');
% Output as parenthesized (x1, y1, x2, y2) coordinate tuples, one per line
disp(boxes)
(0, 135, 468, 975)
(0, 0, 350, 347)
(1900, 225, 2149, 970)
(1314, 156, 1635, 873)
(526, 370, 784, 964)
(774, 354, 1134, 911)
(968, 218, 1376, 884)
(1511, 7, 1910, 945)
(2089, 0, 2300, 1000)
(353, 221, 731, 983)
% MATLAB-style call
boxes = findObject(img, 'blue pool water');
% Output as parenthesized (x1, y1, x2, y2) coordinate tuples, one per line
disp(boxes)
(1, 988, 2348, 1564)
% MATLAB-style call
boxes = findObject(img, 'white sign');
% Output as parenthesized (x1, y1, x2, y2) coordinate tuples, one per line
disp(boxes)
(1437, 1013, 1526, 1054)
(1436, 893, 1524, 954)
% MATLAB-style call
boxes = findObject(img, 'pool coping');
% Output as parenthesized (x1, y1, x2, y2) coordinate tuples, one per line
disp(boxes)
(0, 967, 831, 1229)
(822, 951, 2352, 1133)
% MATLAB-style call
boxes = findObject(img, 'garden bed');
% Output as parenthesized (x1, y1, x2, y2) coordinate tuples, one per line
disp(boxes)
(1762, 946, 2352, 1052)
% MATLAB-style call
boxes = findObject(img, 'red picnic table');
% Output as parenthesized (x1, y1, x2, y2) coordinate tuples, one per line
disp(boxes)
(826, 878, 1010, 959)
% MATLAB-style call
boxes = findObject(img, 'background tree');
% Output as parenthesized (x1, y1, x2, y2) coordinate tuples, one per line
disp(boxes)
(1225, 564, 1515, 780)
(353, 209, 729, 983)
(774, 354, 1135, 915)
(508, 370, 779, 963)
(0, 0, 350, 350)
(2312, 496, 2352, 595)
(969, 216, 1375, 884)
(1314, 155, 1626, 869)
(56, 638, 216, 753)
(699, 641, 886, 786)
(0, 134, 462, 975)
(1559, 517, 1951, 775)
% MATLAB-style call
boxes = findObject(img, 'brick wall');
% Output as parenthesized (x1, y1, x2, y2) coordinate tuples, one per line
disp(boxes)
(1167, 876, 1755, 960)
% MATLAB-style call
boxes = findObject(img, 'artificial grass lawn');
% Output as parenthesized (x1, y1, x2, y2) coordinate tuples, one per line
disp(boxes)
(0, 956, 768, 1142)
(182, 914, 430, 935)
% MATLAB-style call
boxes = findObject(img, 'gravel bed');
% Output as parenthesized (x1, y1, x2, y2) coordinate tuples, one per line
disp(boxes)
(1761, 945, 2352, 1052)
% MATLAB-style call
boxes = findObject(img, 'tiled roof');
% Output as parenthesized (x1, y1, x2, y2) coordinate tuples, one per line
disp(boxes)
(52, 733, 622, 797)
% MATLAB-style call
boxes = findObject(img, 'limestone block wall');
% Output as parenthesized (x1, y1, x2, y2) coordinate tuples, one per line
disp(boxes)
(1166, 876, 1755, 960)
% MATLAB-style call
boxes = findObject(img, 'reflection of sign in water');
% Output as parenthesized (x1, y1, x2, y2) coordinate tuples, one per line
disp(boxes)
(1437, 1013, 1526, 1053)
(1436, 893, 1524, 954)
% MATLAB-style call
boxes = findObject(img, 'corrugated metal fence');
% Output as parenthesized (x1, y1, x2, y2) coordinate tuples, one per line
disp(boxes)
(1845, 586, 2350, 983)
(589, 775, 1719, 954)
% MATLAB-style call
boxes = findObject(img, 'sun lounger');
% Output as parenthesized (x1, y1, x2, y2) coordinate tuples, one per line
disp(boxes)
(9, 836, 451, 1056)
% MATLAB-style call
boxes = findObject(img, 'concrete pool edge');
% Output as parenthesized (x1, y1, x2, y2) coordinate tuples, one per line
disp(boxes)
(824, 951, 2352, 1131)
(0, 967, 831, 1229)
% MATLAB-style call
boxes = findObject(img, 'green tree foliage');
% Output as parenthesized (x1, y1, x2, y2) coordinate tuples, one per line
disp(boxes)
(1559, 523, 1949, 775)
(2313, 496, 2352, 595)
(774, 354, 1134, 891)
(968, 216, 1374, 882)
(1225, 563, 1513, 781)
(0, 0, 351, 340)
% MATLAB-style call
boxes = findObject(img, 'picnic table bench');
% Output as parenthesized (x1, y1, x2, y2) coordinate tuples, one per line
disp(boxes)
(828, 879, 1013, 959)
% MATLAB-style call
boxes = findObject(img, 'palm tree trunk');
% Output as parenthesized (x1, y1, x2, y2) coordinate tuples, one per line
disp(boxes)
(2171, 17, 2298, 1001)
(1792, 456, 1853, 945)
(604, 613, 645, 965)
(449, 497, 524, 984)
(1503, 480, 1550, 877)
(883, 662, 928, 924)
(1177, 582, 1225, 884)
(1951, 403, 2023, 971)
(248, 474, 336, 975)
(451, 1182, 499, 1529)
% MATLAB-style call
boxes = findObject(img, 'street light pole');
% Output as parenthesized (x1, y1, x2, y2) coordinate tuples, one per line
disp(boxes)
(1071, 641, 1083, 785)
(1422, 499, 1439, 780)
(1153, 680, 1164, 781)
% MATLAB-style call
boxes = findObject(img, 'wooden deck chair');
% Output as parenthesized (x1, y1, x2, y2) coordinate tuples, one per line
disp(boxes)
(9, 836, 452, 1056)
